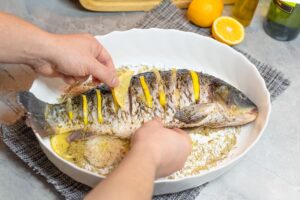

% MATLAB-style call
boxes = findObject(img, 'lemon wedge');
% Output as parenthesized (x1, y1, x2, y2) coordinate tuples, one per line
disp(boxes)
(112, 70, 134, 109)
(50, 132, 71, 159)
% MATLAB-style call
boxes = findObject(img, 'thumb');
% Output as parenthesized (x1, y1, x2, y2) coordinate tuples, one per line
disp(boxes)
(87, 58, 119, 87)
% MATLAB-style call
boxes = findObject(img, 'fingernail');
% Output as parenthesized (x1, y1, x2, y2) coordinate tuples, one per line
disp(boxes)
(111, 76, 119, 87)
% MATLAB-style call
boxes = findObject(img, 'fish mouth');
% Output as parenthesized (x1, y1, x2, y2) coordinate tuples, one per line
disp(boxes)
(234, 107, 258, 125)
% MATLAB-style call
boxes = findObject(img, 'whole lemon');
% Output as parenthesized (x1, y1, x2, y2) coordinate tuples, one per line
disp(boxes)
(187, 0, 224, 28)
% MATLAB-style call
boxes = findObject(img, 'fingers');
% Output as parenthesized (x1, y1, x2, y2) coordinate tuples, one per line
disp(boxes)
(96, 45, 115, 69)
(87, 58, 119, 88)
(46, 34, 118, 87)
(94, 42, 118, 87)
(143, 118, 163, 128)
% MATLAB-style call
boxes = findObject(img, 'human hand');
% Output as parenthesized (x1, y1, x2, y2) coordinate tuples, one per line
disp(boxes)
(0, 13, 118, 87)
(130, 119, 192, 178)
(30, 33, 118, 87)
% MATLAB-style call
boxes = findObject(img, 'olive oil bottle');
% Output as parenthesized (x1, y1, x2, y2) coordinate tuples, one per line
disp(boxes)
(232, 0, 259, 26)
(264, 0, 300, 41)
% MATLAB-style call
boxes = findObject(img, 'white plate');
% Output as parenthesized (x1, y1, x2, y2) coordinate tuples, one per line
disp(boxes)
(29, 28, 271, 195)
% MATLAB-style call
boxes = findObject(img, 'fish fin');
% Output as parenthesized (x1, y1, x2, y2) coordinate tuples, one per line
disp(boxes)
(174, 103, 217, 124)
(17, 91, 51, 136)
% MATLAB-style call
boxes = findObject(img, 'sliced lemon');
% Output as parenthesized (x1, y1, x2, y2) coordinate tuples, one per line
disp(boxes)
(139, 75, 153, 108)
(66, 98, 73, 121)
(95, 89, 103, 123)
(82, 95, 88, 125)
(50, 132, 71, 159)
(112, 70, 134, 109)
(212, 16, 245, 46)
(190, 70, 200, 102)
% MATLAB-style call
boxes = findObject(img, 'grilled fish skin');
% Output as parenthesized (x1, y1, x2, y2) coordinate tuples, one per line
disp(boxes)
(18, 69, 258, 138)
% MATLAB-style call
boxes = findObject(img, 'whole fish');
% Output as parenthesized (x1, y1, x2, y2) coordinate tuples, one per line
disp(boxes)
(18, 69, 258, 138)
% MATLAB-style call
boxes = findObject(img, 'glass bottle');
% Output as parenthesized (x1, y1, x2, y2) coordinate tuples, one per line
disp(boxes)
(232, 0, 259, 26)
(263, 0, 300, 41)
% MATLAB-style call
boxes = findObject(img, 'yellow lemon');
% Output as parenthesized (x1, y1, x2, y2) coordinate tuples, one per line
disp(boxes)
(112, 70, 134, 109)
(212, 16, 245, 46)
(187, 0, 224, 28)
(50, 132, 71, 159)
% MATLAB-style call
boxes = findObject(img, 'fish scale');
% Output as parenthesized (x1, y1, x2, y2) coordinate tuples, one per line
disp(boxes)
(177, 70, 194, 109)
(160, 70, 176, 124)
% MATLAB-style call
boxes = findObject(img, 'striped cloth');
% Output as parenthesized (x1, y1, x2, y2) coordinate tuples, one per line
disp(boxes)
(0, 0, 290, 199)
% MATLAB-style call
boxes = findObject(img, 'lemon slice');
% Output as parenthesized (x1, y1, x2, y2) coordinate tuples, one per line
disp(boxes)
(139, 75, 153, 108)
(112, 70, 134, 109)
(82, 95, 88, 125)
(212, 16, 245, 46)
(190, 70, 200, 102)
(50, 132, 71, 159)
(95, 89, 103, 123)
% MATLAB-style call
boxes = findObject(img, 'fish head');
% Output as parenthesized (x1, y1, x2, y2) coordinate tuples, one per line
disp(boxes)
(212, 80, 258, 125)
(174, 78, 258, 128)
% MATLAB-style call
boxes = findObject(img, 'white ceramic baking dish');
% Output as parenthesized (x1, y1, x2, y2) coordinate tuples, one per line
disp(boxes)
(28, 29, 271, 195)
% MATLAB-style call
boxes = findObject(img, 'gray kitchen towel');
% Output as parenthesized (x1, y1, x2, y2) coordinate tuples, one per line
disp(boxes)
(0, 0, 290, 200)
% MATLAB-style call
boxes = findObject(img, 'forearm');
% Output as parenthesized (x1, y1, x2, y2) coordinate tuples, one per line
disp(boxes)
(0, 12, 52, 65)
(85, 146, 156, 200)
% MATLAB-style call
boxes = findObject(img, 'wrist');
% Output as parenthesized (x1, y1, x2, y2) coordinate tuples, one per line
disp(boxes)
(129, 144, 160, 177)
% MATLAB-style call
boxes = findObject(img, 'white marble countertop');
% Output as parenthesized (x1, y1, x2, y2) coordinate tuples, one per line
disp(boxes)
(0, 0, 299, 199)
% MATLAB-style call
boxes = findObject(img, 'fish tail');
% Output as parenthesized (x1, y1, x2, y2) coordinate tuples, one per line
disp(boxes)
(17, 91, 51, 135)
